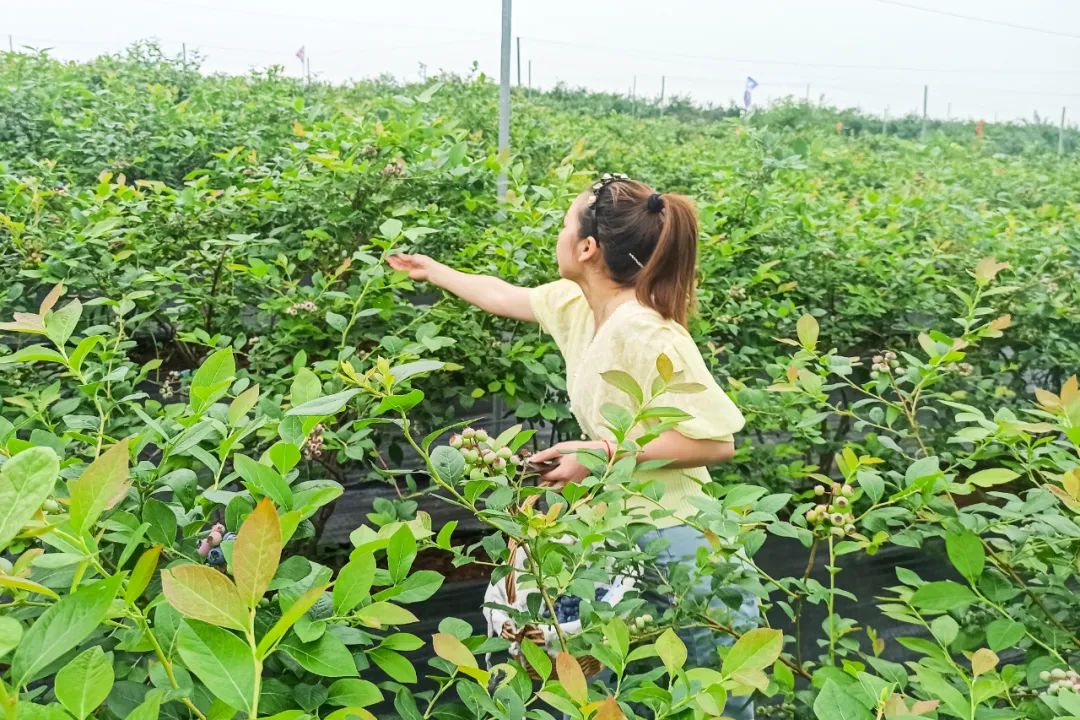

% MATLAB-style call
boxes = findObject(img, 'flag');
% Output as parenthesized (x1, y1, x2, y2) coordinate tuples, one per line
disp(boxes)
(295, 46, 306, 63)
(743, 76, 758, 111)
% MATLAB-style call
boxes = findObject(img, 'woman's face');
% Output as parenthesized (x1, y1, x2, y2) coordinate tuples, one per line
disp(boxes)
(556, 192, 594, 279)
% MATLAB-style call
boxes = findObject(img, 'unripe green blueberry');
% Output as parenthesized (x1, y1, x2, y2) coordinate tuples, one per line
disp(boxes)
(845, 524, 856, 534)
(449, 434, 463, 449)
(42, 499, 60, 513)
(469, 468, 485, 482)
(1041, 671, 1051, 682)
(634, 617, 645, 629)
(1052, 669, 1067, 680)
(475, 429, 490, 443)
(493, 457, 507, 471)
(831, 513, 845, 525)
(831, 482, 841, 494)
(835, 496, 849, 508)
(805, 510, 818, 523)
(497, 447, 513, 460)
(831, 526, 845, 537)
(814, 485, 825, 496)
(816, 504, 828, 514)
(462, 427, 476, 439)
(641, 614, 652, 623)
(841, 485, 853, 497)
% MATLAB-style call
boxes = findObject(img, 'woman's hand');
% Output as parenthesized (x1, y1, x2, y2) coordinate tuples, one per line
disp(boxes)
(529, 440, 608, 490)
(386, 253, 441, 282)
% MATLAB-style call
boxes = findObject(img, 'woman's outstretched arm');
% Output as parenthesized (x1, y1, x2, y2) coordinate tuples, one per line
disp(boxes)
(387, 253, 535, 322)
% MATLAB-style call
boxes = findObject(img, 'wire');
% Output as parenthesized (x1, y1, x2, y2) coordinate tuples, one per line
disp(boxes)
(871, 0, 1080, 40)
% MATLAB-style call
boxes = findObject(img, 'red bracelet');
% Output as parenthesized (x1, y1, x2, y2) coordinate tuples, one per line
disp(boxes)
(602, 439, 613, 460)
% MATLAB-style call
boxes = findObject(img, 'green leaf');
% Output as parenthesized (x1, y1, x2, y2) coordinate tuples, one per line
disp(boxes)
(234, 454, 293, 508)
(656, 628, 687, 676)
(44, 299, 82, 348)
(430, 446, 465, 484)
(176, 621, 255, 714)
(69, 335, 103, 375)
(930, 615, 959, 646)
(286, 389, 361, 417)
(721, 628, 784, 676)
(233, 498, 282, 607)
(600, 370, 643, 406)
(12, 573, 123, 685)
(379, 218, 403, 240)
(813, 679, 871, 720)
(68, 439, 130, 534)
(388, 359, 445, 385)
(127, 689, 164, 720)
(0, 616, 23, 658)
(325, 311, 347, 332)
(945, 530, 984, 582)
(124, 545, 163, 606)
(985, 619, 1026, 652)
(55, 646, 114, 720)
(387, 525, 417, 584)
(327, 678, 382, 708)
(189, 349, 236, 413)
(855, 470, 884, 503)
(257, 585, 328, 659)
(0, 446, 59, 552)
(354, 601, 419, 628)
(967, 468, 1019, 488)
(161, 565, 249, 631)
(368, 648, 416, 683)
(290, 369, 322, 406)
(280, 634, 357, 677)
(520, 639, 551, 680)
(796, 315, 819, 351)
(0, 344, 67, 365)
(909, 581, 977, 613)
(333, 553, 375, 615)
(373, 389, 423, 415)
(228, 384, 260, 425)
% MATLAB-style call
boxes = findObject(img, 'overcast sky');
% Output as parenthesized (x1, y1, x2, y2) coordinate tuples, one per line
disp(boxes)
(4, 0, 1079, 123)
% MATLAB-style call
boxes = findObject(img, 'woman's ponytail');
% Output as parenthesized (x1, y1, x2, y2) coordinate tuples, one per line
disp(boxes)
(635, 193, 698, 327)
(582, 178, 700, 327)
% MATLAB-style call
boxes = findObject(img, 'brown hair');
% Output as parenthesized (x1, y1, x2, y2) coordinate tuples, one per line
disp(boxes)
(579, 179, 698, 326)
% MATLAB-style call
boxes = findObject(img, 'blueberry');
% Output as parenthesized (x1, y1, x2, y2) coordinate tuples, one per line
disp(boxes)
(207, 547, 225, 566)
(223, 532, 237, 541)
(594, 587, 608, 602)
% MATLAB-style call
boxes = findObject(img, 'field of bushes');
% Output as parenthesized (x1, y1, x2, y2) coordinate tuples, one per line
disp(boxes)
(1, 44, 1079, 720)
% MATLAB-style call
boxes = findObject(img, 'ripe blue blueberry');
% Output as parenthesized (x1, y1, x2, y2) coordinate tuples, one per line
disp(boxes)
(207, 547, 225, 566)
(223, 532, 237, 541)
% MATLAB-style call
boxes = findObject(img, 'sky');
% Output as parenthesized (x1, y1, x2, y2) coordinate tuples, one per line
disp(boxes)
(3, 0, 1079, 123)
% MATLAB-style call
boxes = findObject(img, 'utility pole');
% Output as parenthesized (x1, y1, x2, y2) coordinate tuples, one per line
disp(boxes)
(631, 75, 637, 116)
(306, 56, 311, 83)
(921, 85, 928, 140)
(497, 0, 511, 200)
(1060, 106, 1067, 156)
(528, 60, 532, 95)
(947, 102, 951, 119)
(805, 83, 810, 104)
(516, 36, 521, 86)
(8, 35, 13, 53)
(883, 106, 888, 135)
(181, 42, 187, 65)
(660, 75, 665, 105)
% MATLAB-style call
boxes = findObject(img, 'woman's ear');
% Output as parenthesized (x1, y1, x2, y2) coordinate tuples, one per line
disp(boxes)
(577, 235, 601, 263)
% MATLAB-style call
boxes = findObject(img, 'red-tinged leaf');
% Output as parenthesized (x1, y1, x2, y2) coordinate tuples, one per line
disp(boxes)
(69, 439, 130, 534)
(595, 697, 626, 720)
(162, 565, 249, 631)
(39, 283, 65, 315)
(556, 651, 588, 705)
(233, 498, 282, 607)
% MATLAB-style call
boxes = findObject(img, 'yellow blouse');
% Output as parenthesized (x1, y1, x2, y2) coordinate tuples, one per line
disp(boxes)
(529, 279, 745, 528)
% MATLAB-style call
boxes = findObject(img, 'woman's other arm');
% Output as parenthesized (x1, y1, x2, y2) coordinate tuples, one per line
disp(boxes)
(387, 253, 535, 321)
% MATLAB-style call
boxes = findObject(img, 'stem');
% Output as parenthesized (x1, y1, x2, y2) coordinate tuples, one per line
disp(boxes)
(827, 535, 837, 665)
(247, 610, 262, 720)
(137, 611, 209, 720)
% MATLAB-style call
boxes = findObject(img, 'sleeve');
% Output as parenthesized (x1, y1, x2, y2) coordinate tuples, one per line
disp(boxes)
(529, 279, 587, 351)
(619, 320, 745, 443)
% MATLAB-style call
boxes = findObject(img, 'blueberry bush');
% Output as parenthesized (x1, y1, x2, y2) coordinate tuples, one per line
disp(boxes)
(1, 44, 1079, 719)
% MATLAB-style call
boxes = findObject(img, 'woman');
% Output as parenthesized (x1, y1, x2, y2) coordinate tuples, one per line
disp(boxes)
(387, 174, 756, 717)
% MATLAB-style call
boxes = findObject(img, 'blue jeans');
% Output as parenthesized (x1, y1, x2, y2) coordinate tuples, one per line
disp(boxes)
(611, 525, 759, 720)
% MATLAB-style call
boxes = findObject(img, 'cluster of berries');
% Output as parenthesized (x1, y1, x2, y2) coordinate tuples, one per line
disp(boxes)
(540, 588, 614, 624)
(1042, 668, 1080, 695)
(197, 523, 236, 566)
(361, 144, 379, 158)
(380, 159, 406, 177)
(285, 300, 318, 316)
(870, 351, 899, 375)
(304, 424, 326, 460)
(247, 336, 261, 348)
(160, 370, 183, 400)
(757, 703, 796, 718)
(450, 428, 523, 479)
(804, 482, 857, 537)
(728, 286, 747, 300)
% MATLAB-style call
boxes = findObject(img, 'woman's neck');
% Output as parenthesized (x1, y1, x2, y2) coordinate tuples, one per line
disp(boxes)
(577, 275, 637, 330)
